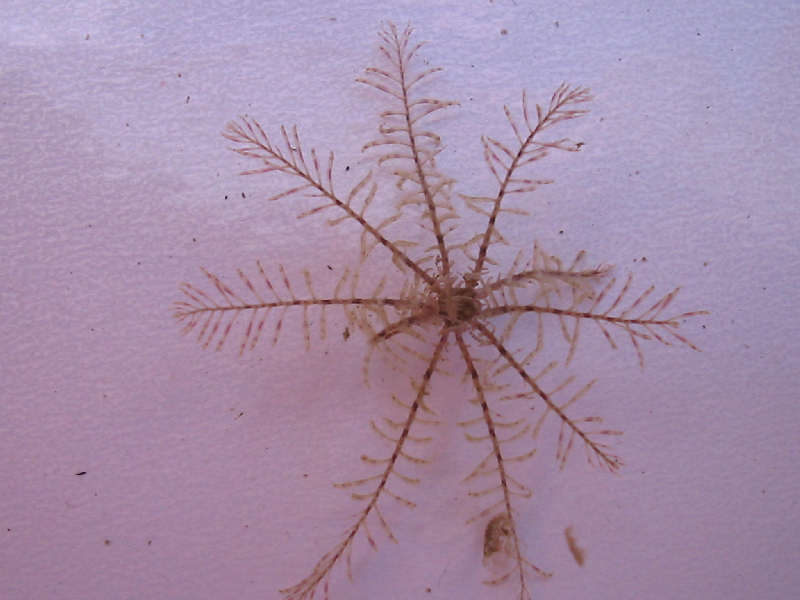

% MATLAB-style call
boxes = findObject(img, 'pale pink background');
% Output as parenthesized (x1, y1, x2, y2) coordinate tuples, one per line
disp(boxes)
(2, 2, 798, 599)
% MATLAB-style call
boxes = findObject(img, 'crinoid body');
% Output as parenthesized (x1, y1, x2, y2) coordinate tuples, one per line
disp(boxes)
(173, 23, 706, 600)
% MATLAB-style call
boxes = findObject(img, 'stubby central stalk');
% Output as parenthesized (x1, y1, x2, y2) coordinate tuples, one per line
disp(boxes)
(437, 279, 482, 326)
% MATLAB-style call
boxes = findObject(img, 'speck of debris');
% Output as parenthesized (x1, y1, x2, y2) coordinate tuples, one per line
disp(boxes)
(558, 230, 564, 235)
(554, 21, 559, 28)
(104, 539, 111, 546)
(147, 540, 152, 545)
(185, 95, 190, 104)
(564, 526, 586, 566)
(85, 34, 90, 40)
(75, 471, 87, 476)
(500, 28, 508, 35)
(327, 265, 333, 270)
(343, 327, 351, 341)
(345, 165, 350, 172)
(192, 237, 197, 242)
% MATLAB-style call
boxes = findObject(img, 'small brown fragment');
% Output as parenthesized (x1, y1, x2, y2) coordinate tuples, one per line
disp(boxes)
(564, 526, 585, 566)
(483, 514, 513, 559)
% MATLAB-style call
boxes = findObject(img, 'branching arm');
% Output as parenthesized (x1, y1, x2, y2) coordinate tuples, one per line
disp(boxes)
(471, 85, 591, 276)
(455, 332, 543, 599)
(357, 23, 458, 277)
(474, 322, 621, 471)
(224, 119, 435, 285)
(480, 273, 708, 367)
(174, 262, 416, 353)
(280, 332, 449, 600)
